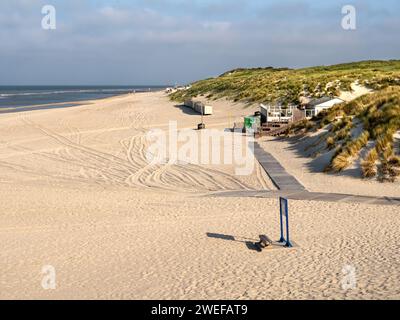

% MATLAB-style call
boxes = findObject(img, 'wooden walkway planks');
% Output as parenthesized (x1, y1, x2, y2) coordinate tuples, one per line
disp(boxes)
(254, 142, 306, 191)
(213, 190, 400, 206)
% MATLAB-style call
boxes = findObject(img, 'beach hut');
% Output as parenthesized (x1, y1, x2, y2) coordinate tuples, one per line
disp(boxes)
(305, 97, 344, 118)
(184, 100, 213, 115)
(260, 104, 297, 124)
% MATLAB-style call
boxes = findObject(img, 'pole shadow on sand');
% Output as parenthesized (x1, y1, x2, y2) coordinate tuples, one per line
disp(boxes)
(206, 232, 290, 252)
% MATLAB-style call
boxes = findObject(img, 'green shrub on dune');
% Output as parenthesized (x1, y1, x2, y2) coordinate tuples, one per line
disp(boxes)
(171, 60, 400, 105)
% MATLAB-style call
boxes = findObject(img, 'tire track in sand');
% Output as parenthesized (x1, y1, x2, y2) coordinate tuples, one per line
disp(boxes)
(19, 116, 258, 192)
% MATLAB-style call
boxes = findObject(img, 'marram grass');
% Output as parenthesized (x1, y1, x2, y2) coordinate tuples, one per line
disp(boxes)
(171, 60, 400, 105)
(319, 87, 400, 181)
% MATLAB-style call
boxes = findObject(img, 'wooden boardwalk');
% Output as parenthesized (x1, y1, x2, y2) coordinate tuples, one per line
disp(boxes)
(254, 142, 306, 191)
(213, 190, 400, 206)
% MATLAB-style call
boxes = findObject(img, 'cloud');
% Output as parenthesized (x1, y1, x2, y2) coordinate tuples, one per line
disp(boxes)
(0, 0, 399, 85)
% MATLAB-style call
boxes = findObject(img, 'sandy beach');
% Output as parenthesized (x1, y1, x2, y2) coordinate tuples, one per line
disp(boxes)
(0, 91, 399, 299)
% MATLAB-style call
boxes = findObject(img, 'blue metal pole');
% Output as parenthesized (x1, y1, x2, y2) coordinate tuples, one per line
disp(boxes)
(285, 202, 293, 248)
(278, 197, 285, 243)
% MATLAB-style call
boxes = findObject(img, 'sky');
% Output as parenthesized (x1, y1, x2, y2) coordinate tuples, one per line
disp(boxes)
(0, 0, 399, 85)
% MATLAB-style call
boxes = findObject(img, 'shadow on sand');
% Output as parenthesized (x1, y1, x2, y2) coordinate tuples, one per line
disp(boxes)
(277, 131, 364, 180)
(173, 104, 200, 116)
(206, 232, 260, 252)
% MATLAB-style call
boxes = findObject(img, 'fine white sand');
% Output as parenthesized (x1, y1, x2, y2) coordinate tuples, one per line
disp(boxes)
(0, 92, 399, 299)
(339, 83, 373, 102)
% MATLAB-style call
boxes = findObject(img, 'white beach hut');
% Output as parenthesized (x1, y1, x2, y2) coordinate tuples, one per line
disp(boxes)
(260, 104, 297, 123)
(305, 97, 344, 118)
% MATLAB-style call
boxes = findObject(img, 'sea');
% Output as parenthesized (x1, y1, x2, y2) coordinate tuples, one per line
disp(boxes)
(0, 86, 168, 113)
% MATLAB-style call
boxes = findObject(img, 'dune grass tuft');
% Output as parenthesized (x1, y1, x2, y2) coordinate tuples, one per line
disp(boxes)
(361, 149, 378, 178)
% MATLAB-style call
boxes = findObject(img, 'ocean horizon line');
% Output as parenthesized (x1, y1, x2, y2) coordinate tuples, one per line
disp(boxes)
(0, 84, 172, 88)
(0, 85, 170, 112)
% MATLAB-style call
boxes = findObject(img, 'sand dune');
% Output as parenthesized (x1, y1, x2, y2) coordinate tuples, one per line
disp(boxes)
(0, 92, 399, 299)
